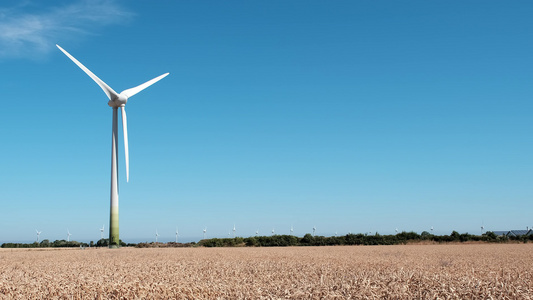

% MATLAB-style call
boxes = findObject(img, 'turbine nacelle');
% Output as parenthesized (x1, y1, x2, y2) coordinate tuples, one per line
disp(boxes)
(108, 94, 128, 108)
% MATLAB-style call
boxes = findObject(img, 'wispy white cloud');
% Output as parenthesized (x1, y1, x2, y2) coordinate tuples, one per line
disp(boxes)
(0, 0, 132, 59)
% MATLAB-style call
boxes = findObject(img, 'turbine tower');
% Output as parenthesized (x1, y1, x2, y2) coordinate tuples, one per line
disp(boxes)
(290, 225, 294, 235)
(312, 225, 316, 236)
(100, 225, 105, 240)
(67, 229, 72, 242)
(233, 224, 236, 238)
(155, 229, 159, 243)
(57, 45, 169, 248)
(36, 230, 41, 243)
(175, 227, 179, 243)
(203, 227, 207, 239)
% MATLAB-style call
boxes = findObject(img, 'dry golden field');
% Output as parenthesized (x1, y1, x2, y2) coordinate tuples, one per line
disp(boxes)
(0, 244, 532, 299)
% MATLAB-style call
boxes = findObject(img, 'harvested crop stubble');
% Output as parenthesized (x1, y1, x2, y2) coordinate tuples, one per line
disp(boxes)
(0, 244, 532, 299)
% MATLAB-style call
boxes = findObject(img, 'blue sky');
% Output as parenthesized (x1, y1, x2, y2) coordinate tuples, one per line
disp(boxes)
(0, 1, 532, 243)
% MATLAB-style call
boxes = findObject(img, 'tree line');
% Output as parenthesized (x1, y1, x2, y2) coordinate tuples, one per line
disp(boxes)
(2, 231, 532, 248)
(197, 231, 533, 247)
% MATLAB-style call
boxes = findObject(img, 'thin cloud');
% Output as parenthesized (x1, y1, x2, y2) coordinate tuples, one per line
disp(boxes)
(0, 0, 132, 59)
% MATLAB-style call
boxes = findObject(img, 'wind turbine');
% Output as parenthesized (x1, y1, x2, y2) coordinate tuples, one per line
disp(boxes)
(290, 225, 294, 235)
(67, 229, 72, 242)
(57, 45, 169, 248)
(100, 225, 105, 240)
(430, 226, 434, 234)
(175, 227, 179, 243)
(155, 229, 159, 243)
(312, 226, 316, 236)
(36, 230, 41, 243)
(203, 227, 207, 239)
(233, 224, 236, 238)
(255, 230, 259, 236)
(395, 228, 399, 234)
(272, 228, 275, 235)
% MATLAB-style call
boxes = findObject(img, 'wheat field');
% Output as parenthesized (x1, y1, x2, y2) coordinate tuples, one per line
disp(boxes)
(0, 244, 532, 299)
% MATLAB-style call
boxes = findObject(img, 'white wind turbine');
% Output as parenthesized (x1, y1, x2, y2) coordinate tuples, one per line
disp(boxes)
(36, 230, 42, 243)
(155, 229, 159, 243)
(203, 227, 207, 239)
(272, 228, 275, 235)
(430, 226, 434, 234)
(290, 225, 294, 235)
(67, 229, 72, 242)
(175, 227, 179, 243)
(255, 230, 259, 236)
(312, 225, 316, 236)
(100, 225, 105, 240)
(57, 45, 169, 248)
(233, 224, 236, 238)
(395, 228, 399, 234)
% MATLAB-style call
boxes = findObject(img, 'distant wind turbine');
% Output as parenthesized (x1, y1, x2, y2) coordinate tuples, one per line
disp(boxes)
(57, 45, 169, 249)
(233, 224, 236, 238)
(100, 225, 105, 240)
(175, 227, 179, 243)
(290, 225, 294, 235)
(272, 228, 275, 235)
(67, 229, 72, 242)
(430, 226, 434, 234)
(36, 230, 42, 243)
(395, 228, 399, 234)
(255, 230, 259, 236)
(312, 226, 316, 236)
(203, 227, 207, 239)
(155, 229, 159, 243)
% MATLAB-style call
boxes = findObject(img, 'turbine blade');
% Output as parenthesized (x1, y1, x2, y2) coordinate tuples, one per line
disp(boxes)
(56, 45, 119, 100)
(121, 107, 129, 182)
(121, 73, 169, 98)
